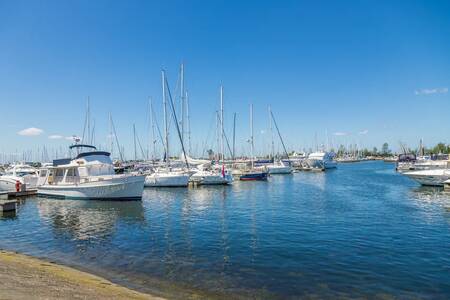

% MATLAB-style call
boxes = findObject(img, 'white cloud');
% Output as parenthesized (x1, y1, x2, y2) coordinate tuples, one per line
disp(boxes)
(414, 87, 448, 95)
(48, 135, 64, 139)
(17, 127, 44, 136)
(359, 129, 369, 135)
(334, 132, 348, 136)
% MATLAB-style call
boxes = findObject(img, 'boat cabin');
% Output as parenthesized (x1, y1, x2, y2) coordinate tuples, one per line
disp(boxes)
(38, 148, 115, 186)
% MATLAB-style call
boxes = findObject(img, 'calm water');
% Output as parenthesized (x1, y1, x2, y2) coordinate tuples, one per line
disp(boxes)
(1, 161, 450, 299)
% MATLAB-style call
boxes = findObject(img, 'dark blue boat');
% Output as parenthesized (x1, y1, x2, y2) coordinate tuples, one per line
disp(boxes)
(239, 171, 268, 181)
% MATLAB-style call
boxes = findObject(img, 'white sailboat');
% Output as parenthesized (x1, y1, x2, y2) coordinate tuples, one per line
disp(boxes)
(190, 86, 233, 185)
(266, 106, 293, 175)
(238, 104, 269, 181)
(144, 69, 190, 187)
(37, 144, 145, 200)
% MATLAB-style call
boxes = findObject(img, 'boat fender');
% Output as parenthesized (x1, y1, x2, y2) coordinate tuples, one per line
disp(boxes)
(15, 180, 21, 192)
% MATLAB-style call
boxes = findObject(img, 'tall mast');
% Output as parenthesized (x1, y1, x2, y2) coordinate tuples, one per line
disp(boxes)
(220, 85, 224, 163)
(232, 112, 236, 161)
(150, 98, 157, 161)
(180, 63, 185, 143)
(162, 70, 170, 168)
(109, 112, 114, 155)
(250, 104, 254, 169)
(133, 123, 137, 161)
(87, 97, 91, 144)
(186, 90, 191, 156)
(269, 105, 274, 160)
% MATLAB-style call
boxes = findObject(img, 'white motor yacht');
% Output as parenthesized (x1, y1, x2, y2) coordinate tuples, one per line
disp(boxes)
(37, 144, 145, 200)
(307, 152, 337, 169)
(403, 169, 450, 187)
(0, 163, 39, 191)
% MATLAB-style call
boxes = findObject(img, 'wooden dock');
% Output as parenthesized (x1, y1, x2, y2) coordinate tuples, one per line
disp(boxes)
(0, 199, 17, 212)
(0, 189, 37, 200)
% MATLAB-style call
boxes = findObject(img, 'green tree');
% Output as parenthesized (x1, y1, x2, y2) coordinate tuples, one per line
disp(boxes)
(372, 147, 378, 155)
(432, 143, 447, 154)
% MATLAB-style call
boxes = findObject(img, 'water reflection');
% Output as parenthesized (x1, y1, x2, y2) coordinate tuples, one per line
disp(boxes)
(0, 210, 16, 219)
(37, 197, 145, 242)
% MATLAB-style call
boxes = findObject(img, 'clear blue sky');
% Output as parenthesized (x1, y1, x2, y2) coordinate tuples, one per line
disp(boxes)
(1, 0, 449, 160)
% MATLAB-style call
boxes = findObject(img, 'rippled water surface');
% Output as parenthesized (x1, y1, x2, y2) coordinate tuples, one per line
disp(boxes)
(1, 161, 450, 298)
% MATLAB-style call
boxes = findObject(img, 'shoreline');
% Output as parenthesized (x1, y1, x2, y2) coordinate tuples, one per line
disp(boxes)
(0, 250, 164, 300)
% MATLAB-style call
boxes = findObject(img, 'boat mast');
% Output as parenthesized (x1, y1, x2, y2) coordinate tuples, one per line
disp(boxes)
(232, 112, 236, 161)
(162, 70, 170, 168)
(186, 91, 191, 156)
(250, 104, 254, 169)
(270, 109, 291, 164)
(133, 123, 137, 161)
(87, 97, 91, 145)
(109, 112, 114, 156)
(180, 63, 185, 144)
(269, 105, 274, 160)
(149, 98, 157, 161)
(220, 86, 224, 164)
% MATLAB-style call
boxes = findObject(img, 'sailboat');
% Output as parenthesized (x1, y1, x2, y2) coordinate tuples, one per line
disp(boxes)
(190, 86, 233, 185)
(266, 106, 293, 175)
(238, 104, 269, 181)
(145, 69, 190, 187)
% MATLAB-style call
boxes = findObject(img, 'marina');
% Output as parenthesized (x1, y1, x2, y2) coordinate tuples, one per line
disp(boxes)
(1, 1, 450, 298)
(1, 161, 450, 298)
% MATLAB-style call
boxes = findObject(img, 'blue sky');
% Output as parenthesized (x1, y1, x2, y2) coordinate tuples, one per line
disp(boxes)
(0, 0, 449, 160)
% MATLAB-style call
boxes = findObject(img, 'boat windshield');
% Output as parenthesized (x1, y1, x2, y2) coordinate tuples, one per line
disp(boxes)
(15, 171, 36, 177)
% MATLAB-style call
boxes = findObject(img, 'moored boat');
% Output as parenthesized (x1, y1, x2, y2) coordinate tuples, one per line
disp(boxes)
(37, 144, 145, 200)
(0, 163, 39, 191)
(403, 169, 450, 187)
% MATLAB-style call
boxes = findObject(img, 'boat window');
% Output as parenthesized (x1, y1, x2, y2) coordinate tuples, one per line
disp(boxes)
(40, 170, 47, 177)
(66, 168, 75, 177)
(55, 169, 64, 177)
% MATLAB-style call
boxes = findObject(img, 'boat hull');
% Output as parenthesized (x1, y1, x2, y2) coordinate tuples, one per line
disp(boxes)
(239, 172, 268, 181)
(0, 176, 38, 192)
(267, 166, 292, 174)
(190, 172, 233, 185)
(403, 170, 450, 187)
(37, 175, 145, 200)
(144, 173, 190, 187)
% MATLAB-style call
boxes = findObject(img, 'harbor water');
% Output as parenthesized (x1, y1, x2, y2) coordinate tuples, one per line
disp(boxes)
(1, 161, 450, 298)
